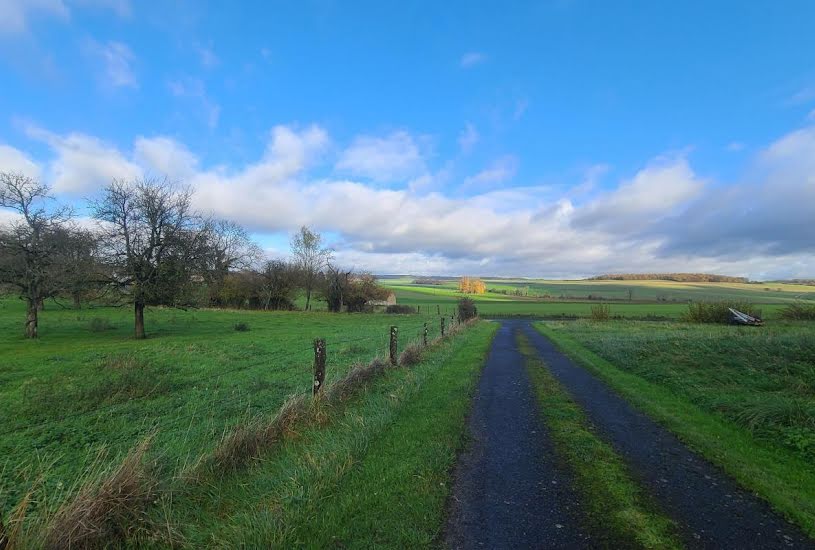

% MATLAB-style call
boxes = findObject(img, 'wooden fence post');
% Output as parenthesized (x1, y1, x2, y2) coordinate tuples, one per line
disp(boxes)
(389, 326, 398, 366)
(423, 322, 428, 346)
(313, 338, 326, 396)
(440, 317, 445, 337)
(436, 304, 440, 315)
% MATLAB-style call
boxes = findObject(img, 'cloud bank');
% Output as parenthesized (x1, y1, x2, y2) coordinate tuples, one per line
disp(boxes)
(3, 122, 815, 279)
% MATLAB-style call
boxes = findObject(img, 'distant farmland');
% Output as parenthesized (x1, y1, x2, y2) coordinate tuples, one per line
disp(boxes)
(381, 277, 815, 318)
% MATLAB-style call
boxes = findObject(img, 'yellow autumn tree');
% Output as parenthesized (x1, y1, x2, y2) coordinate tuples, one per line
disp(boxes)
(458, 276, 486, 294)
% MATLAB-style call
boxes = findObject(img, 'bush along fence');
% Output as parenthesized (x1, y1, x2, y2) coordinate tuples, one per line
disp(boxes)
(3, 315, 479, 549)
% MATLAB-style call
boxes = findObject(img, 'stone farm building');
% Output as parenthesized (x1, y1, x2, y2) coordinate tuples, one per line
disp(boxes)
(367, 292, 397, 308)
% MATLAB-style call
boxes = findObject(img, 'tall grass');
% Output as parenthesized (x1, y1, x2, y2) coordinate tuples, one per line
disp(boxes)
(781, 302, 815, 321)
(590, 303, 611, 321)
(681, 300, 762, 323)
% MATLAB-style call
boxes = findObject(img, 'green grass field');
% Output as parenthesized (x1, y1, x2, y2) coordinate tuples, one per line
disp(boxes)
(158, 321, 496, 547)
(0, 297, 446, 527)
(382, 277, 813, 319)
(536, 320, 815, 536)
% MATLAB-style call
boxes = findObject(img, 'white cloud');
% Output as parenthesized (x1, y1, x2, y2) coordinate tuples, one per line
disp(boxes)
(168, 77, 220, 129)
(7, 122, 815, 279)
(573, 154, 704, 234)
(0, 0, 68, 34)
(462, 155, 519, 189)
(0, 145, 42, 179)
(24, 124, 141, 193)
(195, 43, 219, 68)
(134, 136, 198, 180)
(0, 0, 128, 34)
(86, 39, 137, 88)
(460, 52, 487, 68)
(335, 131, 426, 182)
(789, 85, 815, 105)
(513, 98, 529, 120)
(570, 163, 610, 196)
(458, 123, 479, 154)
(726, 142, 745, 152)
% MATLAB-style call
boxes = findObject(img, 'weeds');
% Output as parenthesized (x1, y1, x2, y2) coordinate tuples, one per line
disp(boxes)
(781, 301, 815, 321)
(398, 342, 424, 367)
(233, 321, 251, 332)
(681, 301, 762, 323)
(590, 303, 611, 321)
(42, 437, 158, 549)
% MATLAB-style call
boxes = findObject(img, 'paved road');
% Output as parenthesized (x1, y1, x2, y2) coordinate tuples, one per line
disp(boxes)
(445, 321, 597, 549)
(445, 319, 815, 549)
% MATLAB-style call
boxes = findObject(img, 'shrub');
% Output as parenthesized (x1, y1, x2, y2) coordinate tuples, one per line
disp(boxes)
(88, 317, 114, 332)
(681, 301, 762, 324)
(590, 303, 611, 321)
(398, 342, 424, 367)
(385, 304, 415, 314)
(780, 301, 815, 321)
(458, 297, 478, 321)
(233, 321, 251, 332)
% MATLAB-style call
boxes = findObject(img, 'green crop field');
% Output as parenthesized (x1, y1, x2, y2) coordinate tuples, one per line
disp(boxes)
(381, 277, 815, 319)
(0, 297, 445, 529)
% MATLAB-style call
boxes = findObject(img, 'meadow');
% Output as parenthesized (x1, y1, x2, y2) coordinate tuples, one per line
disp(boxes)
(0, 297, 444, 528)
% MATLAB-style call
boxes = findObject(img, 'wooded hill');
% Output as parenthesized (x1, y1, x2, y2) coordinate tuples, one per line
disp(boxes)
(589, 273, 749, 283)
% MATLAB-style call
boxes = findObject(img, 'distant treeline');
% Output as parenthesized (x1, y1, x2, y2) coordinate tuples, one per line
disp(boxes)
(589, 273, 749, 283)
(774, 279, 815, 286)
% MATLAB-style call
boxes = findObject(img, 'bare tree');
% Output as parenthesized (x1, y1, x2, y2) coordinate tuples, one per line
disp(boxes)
(205, 219, 261, 304)
(0, 172, 73, 338)
(91, 178, 210, 339)
(323, 264, 351, 312)
(259, 259, 297, 310)
(56, 226, 105, 309)
(290, 225, 332, 311)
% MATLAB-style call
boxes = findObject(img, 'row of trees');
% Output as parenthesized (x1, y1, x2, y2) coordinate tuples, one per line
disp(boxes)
(589, 273, 749, 283)
(0, 172, 388, 339)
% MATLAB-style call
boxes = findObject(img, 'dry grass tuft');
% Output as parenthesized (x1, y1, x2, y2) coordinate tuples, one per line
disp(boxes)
(325, 358, 388, 403)
(590, 303, 611, 321)
(43, 437, 157, 550)
(209, 320, 477, 474)
(211, 394, 311, 473)
(398, 342, 424, 367)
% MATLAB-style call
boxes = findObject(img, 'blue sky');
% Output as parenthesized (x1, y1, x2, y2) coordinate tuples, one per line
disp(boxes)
(2, 0, 815, 278)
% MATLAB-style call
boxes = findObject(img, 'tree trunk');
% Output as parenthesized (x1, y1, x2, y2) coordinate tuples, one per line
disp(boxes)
(134, 301, 146, 339)
(305, 287, 311, 311)
(37, 297, 45, 311)
(25, 299, 38, 339)
(73, 293, 82, 309)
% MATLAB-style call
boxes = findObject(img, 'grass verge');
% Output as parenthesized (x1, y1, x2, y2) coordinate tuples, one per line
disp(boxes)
(534, 322, 815, 538)
(516, 332, 681, 549)
(144, 321, 498, 546)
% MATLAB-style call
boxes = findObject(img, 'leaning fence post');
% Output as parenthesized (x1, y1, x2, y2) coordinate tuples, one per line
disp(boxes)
(389, 326, 398, 366)
(440, 317, 445, 337)
(313, 338, 326, 396)
(423, 322, 428, 346)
